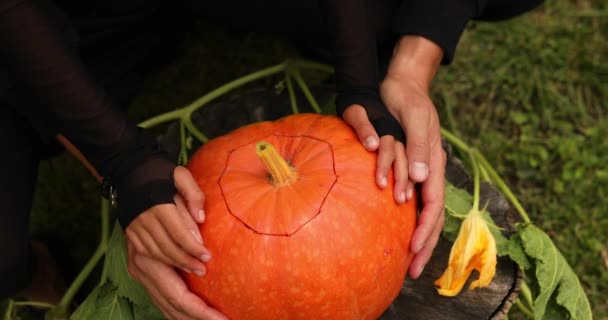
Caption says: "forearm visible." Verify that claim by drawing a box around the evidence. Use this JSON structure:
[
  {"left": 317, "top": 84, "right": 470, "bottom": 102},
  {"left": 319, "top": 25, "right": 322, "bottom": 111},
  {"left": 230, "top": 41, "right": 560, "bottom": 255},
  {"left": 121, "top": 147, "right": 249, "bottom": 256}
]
[
  {"left": 0, "top": 0, "right": 175, "bottom": 226},
  {"left": 385, "top": 36, "right": 444, "bottom": 91}
]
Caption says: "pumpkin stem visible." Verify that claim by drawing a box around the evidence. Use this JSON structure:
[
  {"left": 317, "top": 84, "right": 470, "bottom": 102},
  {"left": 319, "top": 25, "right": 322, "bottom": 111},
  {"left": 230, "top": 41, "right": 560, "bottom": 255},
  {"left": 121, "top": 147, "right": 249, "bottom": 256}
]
[{"left": 255, "top": 141, "right": 297, "bottom": 186}]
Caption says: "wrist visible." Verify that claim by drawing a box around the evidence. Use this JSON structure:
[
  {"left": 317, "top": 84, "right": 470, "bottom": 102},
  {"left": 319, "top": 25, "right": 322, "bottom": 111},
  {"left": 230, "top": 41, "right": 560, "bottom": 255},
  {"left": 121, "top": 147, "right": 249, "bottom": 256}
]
[{"left": 384, "top": 35, "right": 444, "bottom": 91}]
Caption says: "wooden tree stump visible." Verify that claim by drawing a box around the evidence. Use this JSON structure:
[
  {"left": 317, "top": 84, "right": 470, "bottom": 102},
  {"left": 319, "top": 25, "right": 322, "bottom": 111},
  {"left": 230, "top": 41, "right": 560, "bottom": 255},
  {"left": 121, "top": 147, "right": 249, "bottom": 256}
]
[{"left": 160, "top": 84, "right": 521, "bottom": 320}]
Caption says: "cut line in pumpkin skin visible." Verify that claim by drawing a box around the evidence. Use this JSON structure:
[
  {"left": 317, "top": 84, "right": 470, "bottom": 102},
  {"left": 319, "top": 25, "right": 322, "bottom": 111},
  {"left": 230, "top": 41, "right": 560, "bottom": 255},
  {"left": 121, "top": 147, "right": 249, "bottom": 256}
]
[{"left": 218, "top": 134, "right": 339, "bottom": 237}]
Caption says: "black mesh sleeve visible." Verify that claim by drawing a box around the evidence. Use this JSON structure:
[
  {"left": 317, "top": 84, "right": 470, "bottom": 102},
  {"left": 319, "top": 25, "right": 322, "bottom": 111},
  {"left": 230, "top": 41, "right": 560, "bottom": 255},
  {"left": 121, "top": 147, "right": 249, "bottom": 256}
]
[
  {"left": 0, "top": 0, "right": 176, "bottom": 227},
  {"left": 321, "top": 0, "right": 405, "bottom": 143}
]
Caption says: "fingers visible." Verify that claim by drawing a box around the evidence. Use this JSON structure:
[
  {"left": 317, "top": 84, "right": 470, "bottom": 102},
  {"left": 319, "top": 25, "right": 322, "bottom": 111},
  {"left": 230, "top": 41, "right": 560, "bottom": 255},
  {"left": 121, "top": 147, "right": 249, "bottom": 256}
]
[
  {"left": 129, "top": 252, "right": 228, "bottom": 320},
  {"left": 126, "top": 205, "right": 211, "bottom": 276},
  {"left": 409, "top": 145, "right": 446, "bottom": 275},
  {"left": 174, "top": 166, "right": 205, "bottom": 223},
  {"left": 409, "top": 212, "right": 444, "bottom": 279},
  {"left": 175, "top": 194, "right": 204, "bottom": 245},
  {"left": 399, "top": 105, "right": 431, "bottom": 183},
  {"left": 376, "top": 135, "right": 394, "bottom": 189},
  {"left": 342, "top": 104, "right": 380, "bottom": 151},
  {"left": 149, "top": 217, "right": 209, "bottom": 276},
  {"left": 393, "top": 141, "right": 408, "bottom": 204}
]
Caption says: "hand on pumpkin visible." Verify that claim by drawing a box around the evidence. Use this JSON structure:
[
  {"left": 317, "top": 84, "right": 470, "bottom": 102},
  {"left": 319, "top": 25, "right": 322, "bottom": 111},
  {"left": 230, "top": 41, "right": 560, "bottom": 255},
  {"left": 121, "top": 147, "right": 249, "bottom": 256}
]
[
  {"left": 125, "top": 166, "right": 227, "bottom": 319},
  {"left": 343, "top": 36, "right": 446, "bottom": 280}
]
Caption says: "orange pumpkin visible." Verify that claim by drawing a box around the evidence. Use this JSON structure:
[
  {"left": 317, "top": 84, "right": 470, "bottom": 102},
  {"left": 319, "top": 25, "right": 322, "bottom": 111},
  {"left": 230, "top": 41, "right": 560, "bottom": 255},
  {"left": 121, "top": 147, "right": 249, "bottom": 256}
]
[{"left": 184, "top": 113, "right": 417, "bottom": 319}]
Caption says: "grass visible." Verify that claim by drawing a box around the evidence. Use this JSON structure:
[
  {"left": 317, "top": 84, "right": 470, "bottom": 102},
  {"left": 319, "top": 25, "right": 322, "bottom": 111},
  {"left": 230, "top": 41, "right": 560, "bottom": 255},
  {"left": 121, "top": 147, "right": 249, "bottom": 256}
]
[
  {"left": 433, "top": 1, "right": 607, "bottom": 317},
  {"left": 2, "top": 0, "right": 605, "bottom": 318}
]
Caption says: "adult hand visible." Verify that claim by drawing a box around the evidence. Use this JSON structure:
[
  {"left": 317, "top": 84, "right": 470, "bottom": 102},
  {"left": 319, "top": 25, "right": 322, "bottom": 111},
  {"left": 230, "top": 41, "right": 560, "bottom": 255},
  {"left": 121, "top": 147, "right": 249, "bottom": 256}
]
[
  {"left": 382, "top": 35, "right": 446, "bottom": 280},
  {"left": 125, "top": 166, "right": 210, "bottom": 276},
  {"left": 125, "top": 166, "right": 227, "bottom": 319},
  {"left": 127, "top": 245, "right": 227, "bottom": 320},
  {"left": 344, "top": 36, "right": 446, "bottom": 280},
  {"left": 380, "top": 75, "right": 446, "bottom": 280}
]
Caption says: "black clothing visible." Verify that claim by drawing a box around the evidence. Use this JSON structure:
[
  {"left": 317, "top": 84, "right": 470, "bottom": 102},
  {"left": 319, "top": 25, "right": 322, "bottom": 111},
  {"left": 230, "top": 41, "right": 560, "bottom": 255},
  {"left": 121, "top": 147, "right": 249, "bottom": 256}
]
[
  {"left": 0, "top": 106, "right": 39, "bottom": 298},
  {"left": 0, "top": 0, "right": 543, "bottom": 298}
]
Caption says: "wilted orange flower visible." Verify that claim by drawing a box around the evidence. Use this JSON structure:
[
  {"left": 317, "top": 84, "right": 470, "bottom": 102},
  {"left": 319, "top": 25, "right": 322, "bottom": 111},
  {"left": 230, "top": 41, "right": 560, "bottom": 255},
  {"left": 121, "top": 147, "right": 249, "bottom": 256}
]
[{"left": 435, "top": 208, "right": 497, "bottom": 296}]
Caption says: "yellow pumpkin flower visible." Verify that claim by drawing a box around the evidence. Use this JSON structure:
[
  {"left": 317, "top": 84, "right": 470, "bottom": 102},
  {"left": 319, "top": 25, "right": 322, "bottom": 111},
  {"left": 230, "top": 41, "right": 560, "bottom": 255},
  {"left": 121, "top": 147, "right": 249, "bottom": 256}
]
[{"left": 435, "top": 208, "right": 497, "bottom": 296}]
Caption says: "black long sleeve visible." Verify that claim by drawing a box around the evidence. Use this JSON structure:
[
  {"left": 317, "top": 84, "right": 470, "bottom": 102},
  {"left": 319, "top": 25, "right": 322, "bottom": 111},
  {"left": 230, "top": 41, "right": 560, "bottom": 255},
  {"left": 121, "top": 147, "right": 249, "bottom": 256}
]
[
  {"left": 0, "top": 0, "right": 176, "bottom": 227},
  {"left": 322, "top": 0, "right": 542, "bottom": 142},
  {"left": 392, "top": 0, "right": 544, "bottom": 63},
  {"left": 322, "top": 0, "right": 405, "bottom": 143}
]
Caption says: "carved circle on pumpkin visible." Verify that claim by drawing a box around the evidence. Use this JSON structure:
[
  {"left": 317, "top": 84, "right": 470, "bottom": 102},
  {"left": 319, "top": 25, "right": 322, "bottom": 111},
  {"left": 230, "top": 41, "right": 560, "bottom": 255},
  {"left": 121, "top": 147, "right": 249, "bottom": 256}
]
[{"left": 220, "top": 135, "right": 337, "bottom": 236}]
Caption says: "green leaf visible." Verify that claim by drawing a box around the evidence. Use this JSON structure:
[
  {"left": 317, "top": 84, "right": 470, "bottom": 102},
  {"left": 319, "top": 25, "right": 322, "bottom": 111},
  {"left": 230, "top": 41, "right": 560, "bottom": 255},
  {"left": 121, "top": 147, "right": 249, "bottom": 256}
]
[
  {"left": 71, "top": 284, "right": 104, "bottom": 320},
  {"left": 103, "top": 223, "right": 157, "bottom": 308},
  {"left": 320, "top": 93, "right": 337, "bottom": 115},
  {"left": 133, "top": 305, "right": 165, "bottom": 320},
  {"left": 444, "top": 181, "right": 473, "bottom": 215},
  {"left": 95, "top": 283, "right": 134, "bottom": 320},
  {"left": 518, "top": 224, "right": 592, "bottom": 320},
  {"left": 71, "top": 282, "right": 133, "bottom": 320},
  {"left": 442, "top": 182, "right": 473, "bottom": 241},
  {"left": 502, "top": 232, "right": 532, "bottom": 269}
]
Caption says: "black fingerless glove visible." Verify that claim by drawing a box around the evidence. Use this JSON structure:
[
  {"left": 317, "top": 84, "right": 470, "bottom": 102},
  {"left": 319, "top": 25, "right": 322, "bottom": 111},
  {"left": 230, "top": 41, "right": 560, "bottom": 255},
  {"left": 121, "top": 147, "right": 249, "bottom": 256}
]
[
  {"left": 101, "top": 129, "right": 177, "bottom": 227},
  {"left": 336, "top": 88, "right": 406, "bottom": 144}
]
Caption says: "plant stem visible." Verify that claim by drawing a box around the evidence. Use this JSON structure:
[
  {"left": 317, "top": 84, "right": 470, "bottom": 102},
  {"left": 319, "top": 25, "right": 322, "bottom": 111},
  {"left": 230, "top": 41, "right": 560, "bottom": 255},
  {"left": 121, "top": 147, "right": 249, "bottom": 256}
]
[
  {"left": 285, "top": 74, "right": 299, "bottom": 114},
  {"left": 440, "top": 128, "right": 471, "bottom": 153},
  {"left": 98, "top": 199, "right": 110, "bottom": 284},
  {"left": 475, "top": 153, "right": 531, "bottom": 224},
  {"left": 182, "top": 117, "right": 208, "bottom": 143},
  {"left": 441, "top": 128, "right": 532, "bottom": 224},
  {"left": 178, "top": 121, "right": 188, "bottom": 165},
  {"left": 520, "top": 281, "right": 535, "bottom": 311},
  {"left": 4, "top": 299, "right": 13, "bottom": 320},
  {"left": 52, "top": 199, "right": 110, "bottom": 317},
  {"left": 470, "top": 149, "right": 481, "bottom": 212},
  {"left": 255, "top": 142, "right": 297, "bottom": 186},
  {"left": 479, "top": 164, "right": 492, "bottom": 183},
  {"left": 138, "top": 109, "right": 182, "bottom": 129},
  {"left": 184, "top": 62, "right": 287, "bottom": 114},
  {"left": 515, "top": 299, "right": 535, "bottom": 318},
  {"left": 140, "top": 62, "right": 287, "bottom": 136},
  {"left": 292, "top": 60, "right": 334, "bottom": 74},
  {"left": 13, "top": 301, "right": 55, "bottom": 309},
  {"left": 290, "top": 67, "right": 322, "bottom": 113}
]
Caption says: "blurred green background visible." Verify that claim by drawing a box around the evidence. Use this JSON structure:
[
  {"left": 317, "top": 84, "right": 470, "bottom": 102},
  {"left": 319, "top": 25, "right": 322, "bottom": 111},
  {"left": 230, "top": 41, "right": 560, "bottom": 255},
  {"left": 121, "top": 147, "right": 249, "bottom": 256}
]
[{"left": 6, "top": 0, "right": 606, "bottom": 318}]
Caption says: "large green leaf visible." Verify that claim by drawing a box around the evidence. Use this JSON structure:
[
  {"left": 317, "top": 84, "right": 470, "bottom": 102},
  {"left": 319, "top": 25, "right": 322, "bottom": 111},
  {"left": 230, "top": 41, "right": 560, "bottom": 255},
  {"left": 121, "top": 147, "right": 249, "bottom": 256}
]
[
  {"left": 95, "top": 283, "right": 134, "bottom": 320},
  {"left": 502, "top": 232, "right": 532, "bottom": 270},
  {"left": 518, "top": 224, "right": 592, "bottom": 320},
  {"left": 71, "top": 282, "right": 133, "bottom": 320},
  {"left": 70, "top": 283, "right": 104, "bottom": 320},
  {"left": 103, "top": 223, "right": 158, "bottom": 308},
  {"left": 72, "top": 223, "right": 164, "bottom": 319},
  {"left": 442, "top": 182, "right": 472, "bottom": 241}
]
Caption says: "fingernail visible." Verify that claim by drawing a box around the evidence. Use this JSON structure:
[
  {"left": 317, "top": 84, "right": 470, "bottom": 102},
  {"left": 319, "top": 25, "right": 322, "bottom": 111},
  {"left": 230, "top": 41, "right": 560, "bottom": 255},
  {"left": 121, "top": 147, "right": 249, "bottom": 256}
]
[
  {"left": 406, "top": 188, "right": 414, "bottom": 201},
  {"left": 191, "top": 229, "right": 203, "bottom": 244},
  {"left": 411, "top": 162, "right": 429, "bottom": 181},
  {"left": 378, "top": 176, "right": 388, "bottom": 188},
  {"left": 399, "top": 192, "right": 406, "bottom": 204},
  {"left": 200, "top": 254, "right": 212, "bottom": 262},
  {"left": 364, "top": 136, "right": 378, "bottom": 150},
  {"left": 198, "top": 209, "right": 205, "bottom": 223},
  {"left": 194, "top": 269, "right": 206, "bottom": 277},
  {"left": 180, "top": 267, "right": 192, "bottom": 274},
  {"left": 417, "top": 265, "right": 425, "bottom": 277}
]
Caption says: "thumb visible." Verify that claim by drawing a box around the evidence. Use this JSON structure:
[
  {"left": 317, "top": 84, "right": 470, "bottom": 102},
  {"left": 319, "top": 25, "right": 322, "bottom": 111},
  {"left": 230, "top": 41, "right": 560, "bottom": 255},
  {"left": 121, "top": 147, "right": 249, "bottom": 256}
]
[
  {"left": 401, "top": 107, "right": 430, "bottom": 182},
  {"left": 342, "top": 104, "right": 380, "bottom": 151}
]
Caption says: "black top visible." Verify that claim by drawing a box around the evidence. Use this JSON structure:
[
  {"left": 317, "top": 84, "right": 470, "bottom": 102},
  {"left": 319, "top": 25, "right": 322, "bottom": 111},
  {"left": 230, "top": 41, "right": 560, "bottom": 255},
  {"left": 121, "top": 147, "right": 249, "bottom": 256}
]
[{"left": 0, "top": 0, "right": 542, "bottom": 227}]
